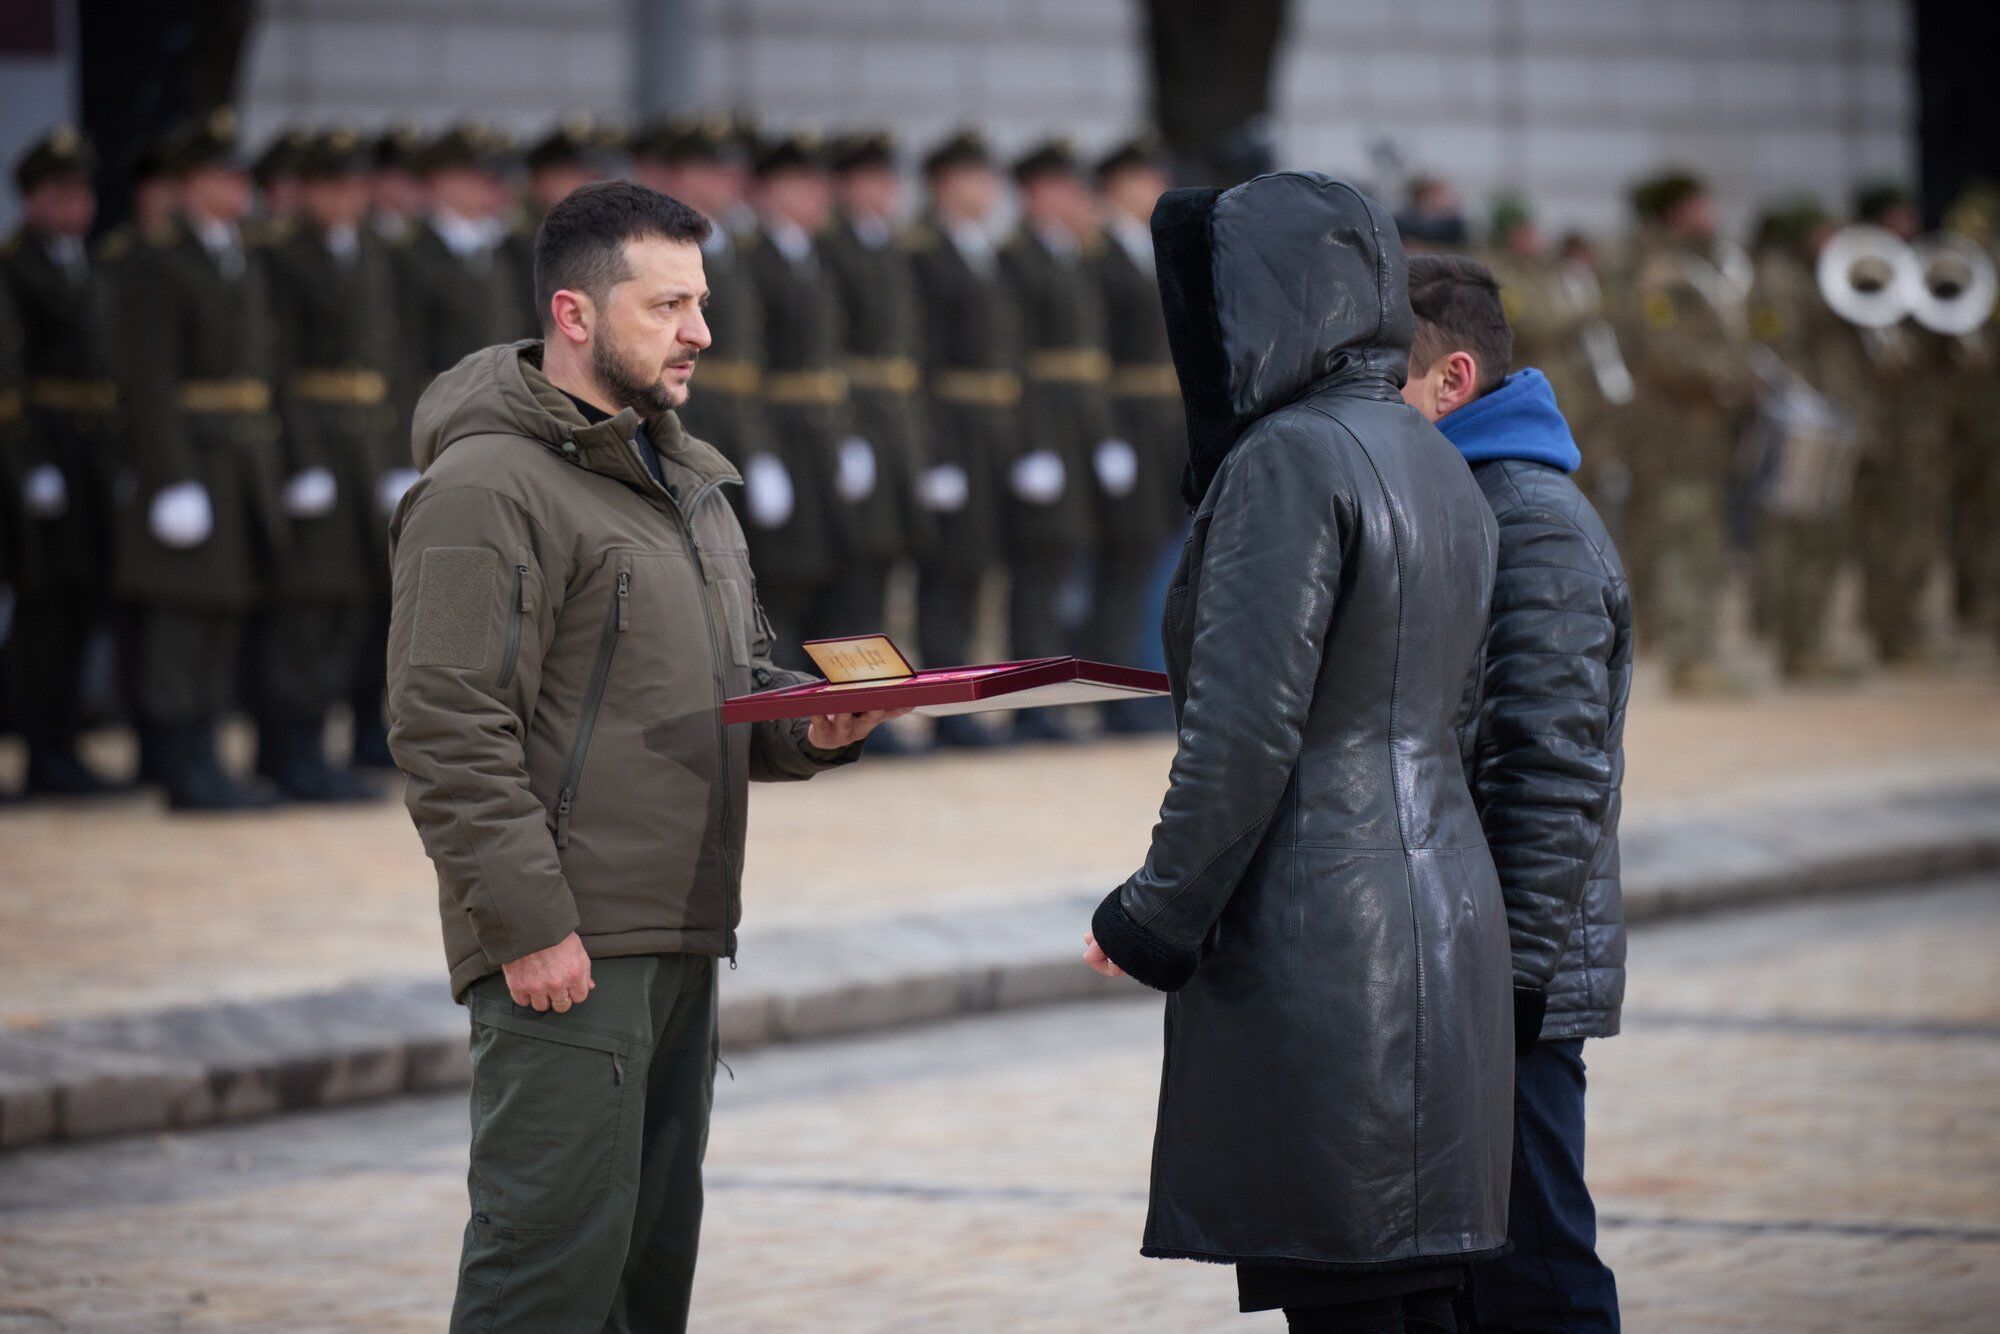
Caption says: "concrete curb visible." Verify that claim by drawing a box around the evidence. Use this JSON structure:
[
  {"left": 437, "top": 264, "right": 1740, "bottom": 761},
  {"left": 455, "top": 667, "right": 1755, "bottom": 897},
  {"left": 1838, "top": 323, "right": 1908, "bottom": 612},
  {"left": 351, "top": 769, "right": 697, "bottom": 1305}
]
[{"left": 4, "top": 781, "right": 1996, "bottom": 1151}]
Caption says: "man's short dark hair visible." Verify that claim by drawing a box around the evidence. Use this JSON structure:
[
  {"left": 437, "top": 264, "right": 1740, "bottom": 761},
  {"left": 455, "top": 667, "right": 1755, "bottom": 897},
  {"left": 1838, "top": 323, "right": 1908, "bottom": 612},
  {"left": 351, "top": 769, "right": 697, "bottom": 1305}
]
[
  {"left": 533, "top": 180, "right": 711, "bottom": 329},
  {"left": 1406, "top": 254, "right": 1513, "bottom": 395}
]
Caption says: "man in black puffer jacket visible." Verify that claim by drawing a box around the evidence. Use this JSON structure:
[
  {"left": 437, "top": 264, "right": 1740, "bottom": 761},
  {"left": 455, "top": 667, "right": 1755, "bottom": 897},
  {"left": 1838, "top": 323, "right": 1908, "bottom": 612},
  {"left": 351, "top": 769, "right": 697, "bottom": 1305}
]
[{"left": 1403, "top": 254, "right": 1630, "bottom": 1332}]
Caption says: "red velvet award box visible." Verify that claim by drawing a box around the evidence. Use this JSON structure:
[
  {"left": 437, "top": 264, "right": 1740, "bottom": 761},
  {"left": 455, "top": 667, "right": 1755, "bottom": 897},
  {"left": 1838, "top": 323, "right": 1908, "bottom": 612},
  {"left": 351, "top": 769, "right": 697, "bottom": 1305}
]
[{"left": 720, "top": 634, "right": 1169, "bottom": 724}]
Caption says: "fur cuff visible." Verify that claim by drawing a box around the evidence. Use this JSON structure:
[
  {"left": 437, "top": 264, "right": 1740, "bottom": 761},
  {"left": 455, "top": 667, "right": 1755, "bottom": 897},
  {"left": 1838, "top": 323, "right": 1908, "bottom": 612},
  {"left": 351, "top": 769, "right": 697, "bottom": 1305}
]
[{"left": 1092, "top": 889, "right": 1200, "bottom": 992}]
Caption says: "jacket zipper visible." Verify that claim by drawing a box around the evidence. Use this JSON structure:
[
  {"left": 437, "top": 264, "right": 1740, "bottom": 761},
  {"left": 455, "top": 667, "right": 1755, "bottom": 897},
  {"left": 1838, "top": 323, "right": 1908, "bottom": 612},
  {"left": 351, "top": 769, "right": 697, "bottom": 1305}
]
[
  {"left": 675, "top": 479, "right": 741, "bottom": 967},
  {"left": 495, "top": 563, "right": 528, "bottom": 690},
  {"left": 553, "top": 569, "right": 627, "bottom": 849}
]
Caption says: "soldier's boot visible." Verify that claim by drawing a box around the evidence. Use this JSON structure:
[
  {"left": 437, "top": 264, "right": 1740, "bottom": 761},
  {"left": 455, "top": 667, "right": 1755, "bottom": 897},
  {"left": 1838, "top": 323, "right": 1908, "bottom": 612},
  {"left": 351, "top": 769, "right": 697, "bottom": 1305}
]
[
  {"left": 24, "top": 730, "right": 117, "bottom": 798},
  {"left": 933, "top": 714, "right": 1007, "bottom": 749},
  {"left": 256, "top": 717, "right": 379, "bottom": 803},
  {"left": 160, "top": 721, "right": 283, "bottom": 812}
]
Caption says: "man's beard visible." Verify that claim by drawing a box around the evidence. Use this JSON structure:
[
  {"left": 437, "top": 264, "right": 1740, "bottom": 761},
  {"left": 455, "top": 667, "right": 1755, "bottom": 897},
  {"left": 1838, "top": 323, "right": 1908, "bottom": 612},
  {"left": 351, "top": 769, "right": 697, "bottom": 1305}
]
[{"left": 591, "top": 327, "right": 693, "bottom": 417}]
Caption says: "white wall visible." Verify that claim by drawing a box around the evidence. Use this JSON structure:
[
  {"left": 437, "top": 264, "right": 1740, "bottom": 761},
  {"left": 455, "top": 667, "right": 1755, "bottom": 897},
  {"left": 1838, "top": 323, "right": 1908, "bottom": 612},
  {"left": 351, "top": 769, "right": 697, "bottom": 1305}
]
[{"left": 234, "top": 0, "right": 1916, "bottom": 239}]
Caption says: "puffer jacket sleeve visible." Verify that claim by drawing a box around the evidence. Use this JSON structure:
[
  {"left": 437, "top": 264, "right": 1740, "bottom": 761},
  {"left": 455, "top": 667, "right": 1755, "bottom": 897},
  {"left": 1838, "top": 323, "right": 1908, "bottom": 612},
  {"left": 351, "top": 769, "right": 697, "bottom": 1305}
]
[
  {"left": 1470, "top": 477, "right": 1624, "bottom": 1022},
  {"left": 1093, "top": 427, "right": 1346, "bottom": 990},
  {"left": 387, "top": 482, "right": 577, "bottom": 967}
]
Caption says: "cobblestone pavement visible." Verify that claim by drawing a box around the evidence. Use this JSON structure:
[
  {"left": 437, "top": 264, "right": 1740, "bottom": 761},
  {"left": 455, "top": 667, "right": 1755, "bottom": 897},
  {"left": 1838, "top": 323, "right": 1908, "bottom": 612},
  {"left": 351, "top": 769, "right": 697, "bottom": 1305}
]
[
  {"left": 1, "top": 876, "right": 1996, "bottom": 1331},
  {"left": 3, "top": 669, "right": 2000, "bottom": 1030}
]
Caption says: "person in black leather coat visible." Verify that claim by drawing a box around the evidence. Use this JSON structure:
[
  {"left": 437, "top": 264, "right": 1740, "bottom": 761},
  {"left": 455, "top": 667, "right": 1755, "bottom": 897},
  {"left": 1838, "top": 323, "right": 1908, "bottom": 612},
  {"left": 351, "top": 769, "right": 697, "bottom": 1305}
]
[{"left": 1083, "top": 172, "right": 1510, "bottom": 1325}]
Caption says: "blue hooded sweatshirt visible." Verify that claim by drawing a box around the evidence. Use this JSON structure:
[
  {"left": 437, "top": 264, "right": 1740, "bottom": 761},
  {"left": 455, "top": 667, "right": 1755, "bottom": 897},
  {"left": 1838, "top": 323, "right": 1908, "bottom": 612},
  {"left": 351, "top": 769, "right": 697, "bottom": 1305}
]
[{"left": 1434, "top": 367, "right": 1581, "bottom": 473}]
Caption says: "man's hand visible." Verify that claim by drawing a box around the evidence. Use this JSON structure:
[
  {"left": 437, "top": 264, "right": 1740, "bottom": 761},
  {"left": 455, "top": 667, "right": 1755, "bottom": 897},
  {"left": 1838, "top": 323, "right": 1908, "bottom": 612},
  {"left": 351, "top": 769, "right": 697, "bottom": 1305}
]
[
  {"left": 501, "top": 932, "right": 594, "bottom": 1012},
  {"left": 807, "top": 707, "right": 911, "bottom": 751},
  {"left": 1083, "top": 931, "right": 1126, "bottom": 979}
]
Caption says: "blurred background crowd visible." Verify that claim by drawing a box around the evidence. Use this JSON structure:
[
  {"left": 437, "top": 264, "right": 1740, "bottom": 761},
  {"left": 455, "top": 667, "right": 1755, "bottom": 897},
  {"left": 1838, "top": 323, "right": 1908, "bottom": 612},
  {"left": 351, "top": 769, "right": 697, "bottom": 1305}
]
[{"left": 0, "top": 0, "right": 1996, "bottom": 812}]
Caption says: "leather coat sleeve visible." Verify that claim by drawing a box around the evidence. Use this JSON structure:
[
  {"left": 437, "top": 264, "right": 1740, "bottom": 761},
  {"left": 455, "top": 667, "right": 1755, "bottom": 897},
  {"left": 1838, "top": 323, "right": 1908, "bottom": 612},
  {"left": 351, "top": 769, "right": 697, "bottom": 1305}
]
[
  {"left": 1470, "top": 496, "right": 1622, "bottom": 994},
  {"left": 387, "top": 483, "right": 578, "bottom": 966},
  {"left": 1094, "top": 429, "right": 1346, "bottom": 990}
]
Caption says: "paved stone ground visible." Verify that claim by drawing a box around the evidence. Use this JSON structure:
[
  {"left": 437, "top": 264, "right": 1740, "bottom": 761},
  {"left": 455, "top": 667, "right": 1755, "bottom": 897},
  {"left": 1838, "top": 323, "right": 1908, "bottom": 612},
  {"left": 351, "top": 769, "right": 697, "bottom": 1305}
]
[
  {"left": 3, "top": 669, "right": 2000, "bottom": 1030},
  {"left": 0, "top": 876, "right": 1995, "bottom": 1331}
]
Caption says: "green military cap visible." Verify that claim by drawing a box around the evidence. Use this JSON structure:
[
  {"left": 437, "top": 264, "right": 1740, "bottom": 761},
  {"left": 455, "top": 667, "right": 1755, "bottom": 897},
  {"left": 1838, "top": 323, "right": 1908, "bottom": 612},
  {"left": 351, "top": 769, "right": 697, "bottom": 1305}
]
[
  {"left": 1488, "top": 192, "right": 1533, "bottom": 242},
  {"left": 922, "top": 127, "right": 992, "bottom": 177},
  {"left": 13, "top": 122, "right": 95, "bottom": 193},
  {"left": 751, "top": 126, "right": 826, "bottom": 177},
  {"left": 1751, "top": 195, "right": 1828, "bottom": 252},
  {"left": 373, "top": 121, "right": 425, "bottom": 172},
  {"left": 1852, "top": 179, "right": 1916, "bottom": 225},
  {"left": 633, "top": 112, "right": 746, "bottom": 166},
  {"left": 828, "top": 128, "right": 897, "bottom": 175},
  {"left": 1631, "top": 168, "right": 1705, "bottom": 221},
  {"left": 526, "top": 113, "right": 602, "bottom": 172},
  {"left": 420, "top": 121, "right": 508, "bottom": 176},
  {"left": 1093, "top": 129, "right": 1166, "bottom": 183},
  {"left": 253, "top": 126, "right": 313, "bottom": 188},
  {"left": 162, "top": 106, "right": 245, "bottom": 176},
  {"left": 1011, "top": 136, "right": 1079, "bottom": 185},
  {"left": 298, "top": 125, "right": 371, "bottom": 180}
]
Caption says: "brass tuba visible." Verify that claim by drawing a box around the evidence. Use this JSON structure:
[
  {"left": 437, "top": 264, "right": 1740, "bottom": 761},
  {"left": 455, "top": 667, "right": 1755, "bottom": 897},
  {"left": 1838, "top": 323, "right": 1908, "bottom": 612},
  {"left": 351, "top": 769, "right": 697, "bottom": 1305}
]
[
  {"left": 1907, "top": 230, "right": 1998, "bottom": 338},
  {"left": 1814, "top": 224, "right": 1921, "bottom": 330}
]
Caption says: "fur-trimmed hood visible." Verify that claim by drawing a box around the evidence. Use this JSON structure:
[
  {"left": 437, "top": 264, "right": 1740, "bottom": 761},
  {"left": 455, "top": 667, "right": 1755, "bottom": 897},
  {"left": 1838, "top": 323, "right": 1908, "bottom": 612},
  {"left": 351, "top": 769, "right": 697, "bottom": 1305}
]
[{"left": 1152, "top": 172, "right": 1413, "bottom": 507}]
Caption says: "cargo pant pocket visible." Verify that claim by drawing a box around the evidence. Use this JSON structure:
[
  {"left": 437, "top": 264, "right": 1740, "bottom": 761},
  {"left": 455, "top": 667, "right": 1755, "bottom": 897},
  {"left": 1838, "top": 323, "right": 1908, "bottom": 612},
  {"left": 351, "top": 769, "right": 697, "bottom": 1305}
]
[{"left": 464, "top": 1001, "right": 639, "bottom": 1237}]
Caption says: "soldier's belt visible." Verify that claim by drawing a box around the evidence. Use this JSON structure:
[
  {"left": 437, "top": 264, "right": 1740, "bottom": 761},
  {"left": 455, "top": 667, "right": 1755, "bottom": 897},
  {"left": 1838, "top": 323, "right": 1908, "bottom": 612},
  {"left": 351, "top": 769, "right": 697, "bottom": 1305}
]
[
  {"left": 0, "top": 389, "right": 20, "bottom": 423},
  {"left": 1109, "top": 363, "right": 1180, "bottom": 398},
  {"left": 693, "top": 357, "right": 761, "bottom": 396},
  {"left": 762, "top": 369, "right": 849, "bottom": 406},
  {"left": 845, "top": 354, "right": 920, "bottom": 395},
  {"left": 931, "top": 368, "right": 1022, "bottom": 407},
  {"left": 27, "top": 377, "right": 119, "bottom": 414},
  {"left": 177, "top": 379, "right": 272, "bottom": 414},
  {"left": 1026, "top": 348, "right": 1111, "bottom": 384},
  {"left": 292, "top": 368, "right": 387, "bottom": 406}
]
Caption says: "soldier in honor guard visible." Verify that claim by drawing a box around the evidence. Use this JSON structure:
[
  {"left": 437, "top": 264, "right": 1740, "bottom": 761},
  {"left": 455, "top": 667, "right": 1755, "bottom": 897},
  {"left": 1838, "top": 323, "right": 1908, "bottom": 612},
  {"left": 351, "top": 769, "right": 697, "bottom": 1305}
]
[
  {"left": 906, "top": 129, "right": 1014, "bottom": 746},
  {"left": 393, "top": 123, "right": 522, "bottom": 430},
  {"left": 998, "top": 139, "right": 1102, "bottom": 742},
  {"left": 502, "top": 115, "right": 619, "bottom": 338},
  {"left": 737, "top": 129, "right": 853, "bottom": 652},
  {"left": 369, "top": 122, "right": 426, "bottom": 247},
  {"left": 257, "top": 127, "right": 400, "bottom": 796},
  {"left": 822, "top": 130, "right": 929, "bottom": 647},
  {"left": 111, "top": 109, "right": 286, "bottom": 809},
  {"left": 1939, "top": 190, "right": 2000, "bottom": 644},
  {"left": 1851, "top": 183, "right": 1954, "bottom": 664},
  {"left": 2, "top": 127, "right": 123, "bottom": 794},
  {"left": 0, "top": 253, "right": 29, "bottom": 786},
  {"left": 1090, "top": 132, "right": 1182, "bottom": 733},
  {"left": 1619, "top": 170, "right": 1758, "bottom": 693}
]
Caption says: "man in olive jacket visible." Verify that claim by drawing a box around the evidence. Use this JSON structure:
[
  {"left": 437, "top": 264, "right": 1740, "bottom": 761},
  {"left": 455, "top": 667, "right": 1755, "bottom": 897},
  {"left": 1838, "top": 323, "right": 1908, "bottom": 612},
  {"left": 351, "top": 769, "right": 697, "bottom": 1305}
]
[
  {"left": 1403, "top": 255, "right": 1629, "bottom": 1331},
  {"left": 388, "top": 182, "right": 898, "bottom": 1332}
]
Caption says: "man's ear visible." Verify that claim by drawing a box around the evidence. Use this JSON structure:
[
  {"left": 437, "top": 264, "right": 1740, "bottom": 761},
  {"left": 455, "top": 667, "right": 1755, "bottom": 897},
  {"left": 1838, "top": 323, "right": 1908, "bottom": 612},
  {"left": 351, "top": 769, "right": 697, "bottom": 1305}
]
[
  {"left": 547, "top": 288, "right": 593, "bottom": 347},
  {"left": 1442, "top": 350, "right": 1482, "bottom": 414}
]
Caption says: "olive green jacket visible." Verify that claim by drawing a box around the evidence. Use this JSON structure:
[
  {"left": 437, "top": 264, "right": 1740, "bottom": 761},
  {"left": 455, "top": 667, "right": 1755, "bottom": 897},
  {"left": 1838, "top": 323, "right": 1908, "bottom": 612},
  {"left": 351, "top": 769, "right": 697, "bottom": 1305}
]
[{"left": 388, "top": 342, "right": 857, "bottom": 1000}]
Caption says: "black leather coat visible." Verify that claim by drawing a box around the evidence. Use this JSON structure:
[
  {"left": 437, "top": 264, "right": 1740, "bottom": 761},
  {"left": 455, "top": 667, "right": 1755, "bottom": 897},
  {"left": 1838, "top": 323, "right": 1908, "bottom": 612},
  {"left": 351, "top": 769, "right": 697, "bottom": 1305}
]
[{"left": 1092, "top": 173, "right": 1511, "bottom": 1272}]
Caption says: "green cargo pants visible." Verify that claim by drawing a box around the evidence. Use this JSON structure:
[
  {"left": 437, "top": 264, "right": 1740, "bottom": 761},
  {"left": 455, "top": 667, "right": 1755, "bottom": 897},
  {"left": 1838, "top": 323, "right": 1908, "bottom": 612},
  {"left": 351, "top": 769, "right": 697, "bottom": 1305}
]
[{"left": 452, "top": 953, "right": 718, "bottom": 1333}]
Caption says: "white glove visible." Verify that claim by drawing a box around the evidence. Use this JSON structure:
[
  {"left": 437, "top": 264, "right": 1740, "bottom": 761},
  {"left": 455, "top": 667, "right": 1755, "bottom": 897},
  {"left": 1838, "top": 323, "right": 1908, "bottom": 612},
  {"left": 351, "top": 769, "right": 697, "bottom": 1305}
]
[
  {"left": 1093, "top": 438, "right": 1140, "bottom": 498},
  {"left": 1009, "top": 450, "right": 1067, "bottom": 505},
  {"left": 377, "top": 468, "right": 420, "bottom": 514},
  {"left": 22, "top": 463, "right": 68, "bottom": 519},
  {"left": 149, "top": 481, "right": 214, "bottom": 549},
  {"left": 916, "top": 464, "right": 970, "bottom": 513},
  {"left": 744, "top": 453, "right": 795, "bottom": 529},
  {"left": 282, "top": 466, "right": 338, "bottom": 518},
  {"left": 835, "top": 436, "right": 878, "bottom": 503}
]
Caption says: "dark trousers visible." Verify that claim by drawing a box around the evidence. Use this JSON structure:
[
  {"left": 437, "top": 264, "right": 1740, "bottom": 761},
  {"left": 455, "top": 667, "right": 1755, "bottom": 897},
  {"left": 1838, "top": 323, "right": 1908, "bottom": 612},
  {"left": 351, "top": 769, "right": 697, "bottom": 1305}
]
[
  {"left": 1467, "top": 1039, "right": 1620, "bottom": 1332},
  {"left": 251, "top": 599, "right": 363, "bottom": 723},
  {"left": 134, "top": 604, "right": 243, "bottom": 724},
  {"left": 1007, "top": 552, "right": 1075, "bottom": 661},
  {"left": 821, "top": 559, "right": 892, "bottom": 639},
  {"left": 917, "top": 563, "right": 981, "bottom": 668},
  {"left": 13, "top": 587, "right": 104, "bottom": 746},
  {"left": 454, "top": 953, "right": 718, "bottom": 1334}
]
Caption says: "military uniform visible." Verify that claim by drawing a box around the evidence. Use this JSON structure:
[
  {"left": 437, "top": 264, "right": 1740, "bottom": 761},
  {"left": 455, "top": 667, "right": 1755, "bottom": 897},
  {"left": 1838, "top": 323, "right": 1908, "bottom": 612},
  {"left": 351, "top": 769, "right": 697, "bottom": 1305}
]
[
  {"left": 111, "top": 111, "right": 287, "bottom": 807},
  {"left": 1855, "top": 322, "right": 1953, "bottom": 662},
  {"left": 1945, "top": 298, "right": 2000, "bottom": 640},
  {"left": 905, "top": 212, "right": 1013, "bottom": 677},
  {"left": 1618, "top": 210, "right": 1756, "bottom": 690},
  {"left": 0, "top": 279, "right": 29, "bottom": 755},
  {"left": 822, "top": 132, "right": 930, "bottom": 638},
  {"left": 393, "top": 126, "right": 522, "bottom": 429},
  {"left": 255, "top": 129, "right": 401, "bottom": 796},
  {"left": 2, "top": 127, "right": 123, "bottom": 791}
]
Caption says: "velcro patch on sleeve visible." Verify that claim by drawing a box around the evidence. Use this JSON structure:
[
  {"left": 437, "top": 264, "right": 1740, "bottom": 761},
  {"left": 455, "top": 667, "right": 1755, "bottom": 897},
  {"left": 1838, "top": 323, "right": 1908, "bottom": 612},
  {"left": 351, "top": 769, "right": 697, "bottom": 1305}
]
[{"left": 410, "top": 545, "right": 498, "bottom": 669}]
